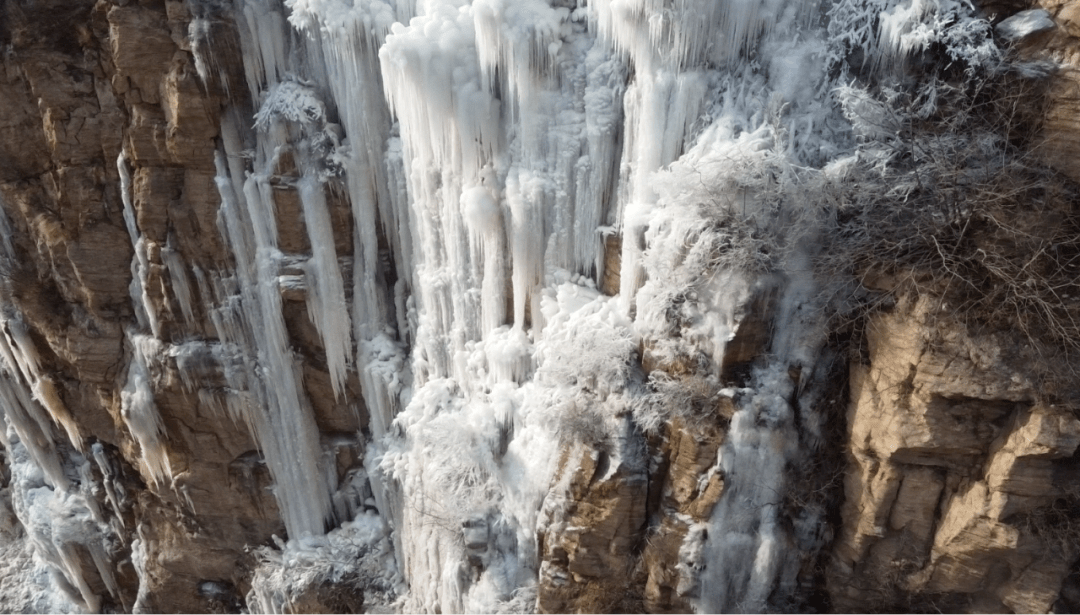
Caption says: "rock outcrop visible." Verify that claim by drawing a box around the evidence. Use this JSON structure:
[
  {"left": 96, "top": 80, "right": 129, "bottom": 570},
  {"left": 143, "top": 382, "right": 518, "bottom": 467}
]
[
  {"left": 0, "top": 1, "right": 363, "bottom": 611},
  {"left": 1027, "top": 0, "right": 1080, "bottom": 183},
  {"left": 831, "top": 296, "right": 1080, "bottom": 613}
]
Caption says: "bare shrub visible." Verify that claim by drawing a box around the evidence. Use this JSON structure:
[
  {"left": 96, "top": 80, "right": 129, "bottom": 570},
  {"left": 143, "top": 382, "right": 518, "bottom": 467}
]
[
  {"left": 632, "top": 371, "right": 732, "bottom": 435},
  {"left": 1011, "top": 497, "right": 1080, "bottom": 560},
  {"left": 819, "top": 61, "right": 1080, "bottom": 400},
  {"left": 541, "top": 575, "right": 646, "bottom": 614},
  {"left": 556, "top": 395, "right": 615, "bottom": 448}
]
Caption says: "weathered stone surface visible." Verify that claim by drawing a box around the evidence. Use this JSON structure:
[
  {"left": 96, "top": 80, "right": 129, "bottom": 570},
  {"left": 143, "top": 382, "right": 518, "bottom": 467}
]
[
  {"left": 601, "top": 234, "right": 621, "bottom": 296},
  {"left": 280, "top": 578, "right": 366, "bottom": 614},
  {"left": 720, "top": 284, "right": 778, "bottom": 377},
  {"left": 1011, "top": 0, "right": 1080, "bottom": 182},
  {"left": 127, "top": 104, "right": 171, "bottom": 166},
  {"left": 0, "top": 68, "right": 51, "bottom": 181},
  {"left": 537, "top": 428, "right": 649, "bottom": 614},
  {"left": 641, "top": 275, "right": 776, "bottom": 383},
  {"left": 4, "top": 0, "right": 1080, "bottom": 612},
  {"left": 162, "top": 56, "right": 220, "bottom": 169},
  {"left": 0, "top": 1, "right": 276, "bottom": 611},
  {"left": 175, "top": 169, "right": 227, "bottom": 267},
  {"left": 108, "top": 5, "right": 176, "bottom": 106},
  {"left": 68, "top": 222, "right": 135, "bottom": 313},
  {"left": 831, "top": 295, "right": 1080, "bottom": 612},
  {"left": 640, "top": 418, "right": 726, "bottom": 613},
  {"left": 274, "top": 186, "right": 312, "bottom": 254}
]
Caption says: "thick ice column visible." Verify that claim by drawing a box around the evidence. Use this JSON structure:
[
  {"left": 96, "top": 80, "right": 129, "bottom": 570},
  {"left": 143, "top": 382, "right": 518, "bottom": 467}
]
[
  {"left": 236, "top": 0, "right": 291, "bottom": 102},
  {"left": 162, "top": 243, "right": 197, "bottom": 327},
  {"left": 473, "top": 0, "right": 626, "bottom": 319},
  {"left": 588, "top": 0, "right": 825, "bottom": 311},
  {"left": 120, "top": 333, "right": 173, "bottom": 487},
  {"left": 202, "top": 0, "right": 344, "bottom": 539},
  {"left": 378, "top": 0, "right": 623, "bottom": 343},
  {"left": 590, "top": 0, "right": 795, "bottom": 69},
  {"left": 285, "top": 4, "right": 423, "bottom": 451},
  {"left": 287, "top": 0, "right": 414, "bottom": 299},
  {"left": 574, "top": 45, "right": 627, "bottom": 281},
  {"left": 380, "top": 3, "right": 503, "bottom": 382},
  {"left": 208, "top": 102, "right": 333, "bottom": 539},
  {"left": 504, "top": 171, "right": 544, "bottom": 330},
  {"left": 617, "top": 70, "right": 709, "bottom": 309},
  {"left": 461, "top": 185, "right": 507, "bottom": 334},
  {"left": 297, "top": 176, "right": 353, "bottom": 398}
]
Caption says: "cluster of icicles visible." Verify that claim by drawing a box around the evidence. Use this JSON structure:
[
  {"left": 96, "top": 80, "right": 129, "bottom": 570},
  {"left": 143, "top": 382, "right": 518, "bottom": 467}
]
[{"left": 0, "top": 0, "right": 996, "bottom": 611}]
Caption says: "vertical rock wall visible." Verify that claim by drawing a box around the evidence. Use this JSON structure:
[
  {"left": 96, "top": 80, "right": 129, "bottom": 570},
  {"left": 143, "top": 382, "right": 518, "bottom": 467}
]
[
  {"left": 830, "top": 296, "right": 1080, "bottom": 612},
  {"left": 0, "top": 1, "right": 358, "bottom": 610}
]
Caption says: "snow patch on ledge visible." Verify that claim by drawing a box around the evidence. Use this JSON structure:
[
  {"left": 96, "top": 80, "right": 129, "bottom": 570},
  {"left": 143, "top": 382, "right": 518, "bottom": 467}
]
[{"left": 995, "top": 9, "right": 1056, "bottom": 42}]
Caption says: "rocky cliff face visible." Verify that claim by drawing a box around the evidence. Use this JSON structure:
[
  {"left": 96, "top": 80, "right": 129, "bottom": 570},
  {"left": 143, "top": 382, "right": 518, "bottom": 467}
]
[
  {"left": 0, "top": 0, "right": 1079, "bottom": 613},
  {"left": 0, "top": 1, "right": 363, "bottom": 611},
  {"left": 831, "top": 296, "right": 1080, "bottom": 612}
]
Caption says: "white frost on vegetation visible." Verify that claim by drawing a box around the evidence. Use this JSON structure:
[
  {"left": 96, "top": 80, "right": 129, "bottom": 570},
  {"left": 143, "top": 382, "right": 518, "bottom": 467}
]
[
  {"left": 823, "top": 0, "right": 1000, "bottom": 72},
  {"left": 535, "top": 276, "right": 636, "bottom": 399},
  {"left": 254, "top": 80, "right": 326, "bottom": 130},
  {"left": 247, "top": 512, "right": 405, "bottom": 613},
  {"left": 376, "top": 277, "right": 635, "bottom": 612},
  {"left": 635, "top": 125, "right": 782, "bottom": 371},
  {"left": 877, "top": 0, "right": 999, "bottom": 70}
]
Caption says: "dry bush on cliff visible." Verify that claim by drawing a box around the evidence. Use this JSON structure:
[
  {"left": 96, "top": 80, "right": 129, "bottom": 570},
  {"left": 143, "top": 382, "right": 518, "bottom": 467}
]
[
  {"left": 819, "top": 60, "right": 1080, "bottom": 400},
  {"left": 630, "top": 370, "right": 736, "bottom": 436},
  {"left": 541, "top": 576, "right": 646, "bottom": 614},
  {"left": 1012, "top": 496, "right": 1080, "bottom": 560}
]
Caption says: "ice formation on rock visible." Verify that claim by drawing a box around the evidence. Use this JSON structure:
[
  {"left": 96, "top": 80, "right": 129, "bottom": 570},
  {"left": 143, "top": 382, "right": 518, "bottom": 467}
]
[
  {"left": 0, "top": 0, "right": 1016, "bottom": 610},
  {"left": 186, "top": 0, "right": 1006, "bottom": 609}
]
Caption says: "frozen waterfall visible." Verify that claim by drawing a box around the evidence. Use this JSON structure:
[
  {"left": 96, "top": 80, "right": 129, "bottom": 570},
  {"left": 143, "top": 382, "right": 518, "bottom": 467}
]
[
  {"left": 181, "top": 0, "right": 1003, "bottom": 610},
  {"left": 0, "top": 0, "right": 1006, "bottom": 611}
]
